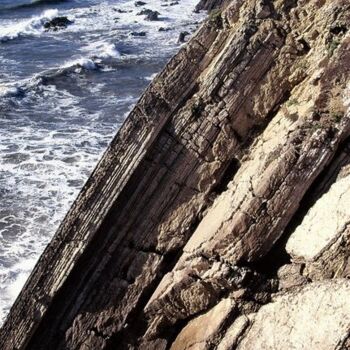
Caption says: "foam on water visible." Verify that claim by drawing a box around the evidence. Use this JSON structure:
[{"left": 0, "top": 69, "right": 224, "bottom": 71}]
[
  {"left": 0, "top": 85, "right": 23, "bottom": 97},
  {"left": 0, "top": 0, "right": 205, "bottom": 324},
  {"left": 0, "top": 89, "right": 124, "bottom": 320},
  {"left": 0, "top": 9, "right": 59, "bottom": 41},
  {"left": 83, "top": 42, "right": 121, "bottom": 60},
  {"left": 0, "top": 46, "right": 122, "bottom": 97},
  {"left": 62, "top": 57, "right": 98, "bottom": 70},
  {"left": 145, "top": 72, "right": 158, "bottom": 81}
]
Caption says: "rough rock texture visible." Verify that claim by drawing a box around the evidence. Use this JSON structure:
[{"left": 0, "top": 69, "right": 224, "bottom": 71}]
[
  {"left": 286, "top": 171, "right": 350, "bottom": 279},
  {"left": 1, "top": 0, "right": 350, "bottom": 349},
  {"left": 170, "top": 298, "right": 236, "bottom": 350},
  {"left": 229, "top": 280, "right": 350, "bottom": 350},
  {"left": 195, "top": 0, "right": 229, "bottom": 12}
]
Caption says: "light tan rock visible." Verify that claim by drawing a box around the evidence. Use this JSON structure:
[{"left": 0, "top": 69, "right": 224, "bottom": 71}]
[
  {"left": 170, "top": 298, "right": 236, "bottom": 350},
  {"left": 287, "top": 174, "right": 350, "bottom": 262},
  {"left": 217, "top": 315, "right": 250, "bottom": 350},
  {"left": 235, "top": 280, "right": 350, "bottom": 350}
]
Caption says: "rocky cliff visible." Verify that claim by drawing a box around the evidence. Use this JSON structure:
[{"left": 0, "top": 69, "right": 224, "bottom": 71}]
[{"left": 1, "top": 0, "right": 350, "bottom": 349}]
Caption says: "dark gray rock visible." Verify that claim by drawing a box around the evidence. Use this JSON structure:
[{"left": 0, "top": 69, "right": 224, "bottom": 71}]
[
  {"left": 135, "top": 1, "right": 147, "bottom": 6},
  {"left": 130, "top": 31, "right": 147, "bottom": 37},
  {"left": 137, "top": 9, "right": 160, "bottom": 20},
  {"left": 43, "top": 17, "right": 73, "bottom": 31},
  {"left": 178, "top": 31, "right": 190, "bottom": 43}
]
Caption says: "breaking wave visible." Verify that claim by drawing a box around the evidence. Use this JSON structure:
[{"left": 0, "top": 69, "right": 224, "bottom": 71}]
[{"left": 0, "top": 9, "right": 60, "bottom": 42}]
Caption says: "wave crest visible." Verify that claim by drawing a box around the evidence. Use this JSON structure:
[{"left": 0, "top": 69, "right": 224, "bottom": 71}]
[
  {"left": 0, "top": 9, "right": 61, "bottom": 42},
  {"left": 0, "top": 44, "right": 122, "bottom": 99}
]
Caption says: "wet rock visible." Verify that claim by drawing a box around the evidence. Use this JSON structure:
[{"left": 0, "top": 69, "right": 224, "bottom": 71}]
[
  {"left": 137, "top": 9, "right": 160, "bottom": 21},
  {"left": 43, "top": 17, "right": 73, "bottom": 31},
  {"left": 158, "top": 27, "right": 172, "bottom": 32},
  {"left": 130, "top": 31, "right": 147, "bottom": 37},
  {"left": 178, "top": 31, "right": 190, "bottom": 43},
  {"left": 113, "top": 8, "right": 131, "bottom": 13},
  {"left": 161, "top": 1, "right": 179, "bottom": 6},
  {"left": 147, "top": 11, "right": 160, "bottom": 21},
  {"left": 135, "top": 1, "right": 147, "bottom": 6}
]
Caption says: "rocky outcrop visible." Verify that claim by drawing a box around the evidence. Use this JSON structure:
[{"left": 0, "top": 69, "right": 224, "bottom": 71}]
[
  {"left": 44, "top": 17, "right": 73, "bottom": 31},
  {"left": 195, "top": 0, "right": 229, "bottom": 12},
  {"left": 286, "top": 169, "right": 350, "bottom": 280},
  {"left": 222, "top": 280, "right": 350, "bottom": 350},
  {"left": 1, "top": 0, "right": 350, "bottom": 349}
]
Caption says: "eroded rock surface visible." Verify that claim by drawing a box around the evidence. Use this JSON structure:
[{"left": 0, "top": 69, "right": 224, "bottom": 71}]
[
  {"left": 1, "top": 0, "right": 350, "bottom": 349},
  {"left": 235, "top": 280, "right": 350, "bottom": 350}
]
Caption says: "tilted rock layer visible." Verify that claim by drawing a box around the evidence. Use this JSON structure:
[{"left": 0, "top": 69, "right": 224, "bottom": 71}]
[{"left": 1, "top": 0, "right": 350, "bottom": 349}]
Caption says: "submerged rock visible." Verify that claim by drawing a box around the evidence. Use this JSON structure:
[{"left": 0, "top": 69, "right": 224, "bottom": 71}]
[
  {"left": 130, "top": 31, "right": 147, "bottom": 37},
  {"left": 113, "top": 8, "right": 131, "bottom": 13},
  {"left": 158, "top": 27, "right": 172, "bottom": 32}
]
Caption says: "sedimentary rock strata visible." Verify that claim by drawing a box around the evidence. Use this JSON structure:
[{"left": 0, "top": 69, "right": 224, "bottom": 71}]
[{"left": 1, "top": 0, "right": 350, "bottom": 349}]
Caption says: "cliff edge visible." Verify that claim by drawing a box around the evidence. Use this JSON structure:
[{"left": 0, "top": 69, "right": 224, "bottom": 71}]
[{"left": 1, "top": 0, "right": 350, "bottom": 349}]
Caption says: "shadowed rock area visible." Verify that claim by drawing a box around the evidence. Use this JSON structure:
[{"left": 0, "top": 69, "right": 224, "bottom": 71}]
[{"left": 1, "top": 0, "right": 350, "bottom": 349}]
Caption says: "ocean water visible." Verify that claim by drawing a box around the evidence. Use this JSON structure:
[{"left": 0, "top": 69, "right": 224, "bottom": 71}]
[{"left": 0, "top": 0, "right": 204, "bottom": 323}]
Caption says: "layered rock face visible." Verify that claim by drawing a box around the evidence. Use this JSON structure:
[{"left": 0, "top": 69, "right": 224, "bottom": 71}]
[{"left": 1, "top": 0, "right": 350, "bottom": 349}]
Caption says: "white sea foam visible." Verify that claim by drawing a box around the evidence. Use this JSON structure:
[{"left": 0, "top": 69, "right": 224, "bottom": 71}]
[
  {"left": 0, "top": 9, "right": 59, "bottom": 42},
  {"left": 0, "top": 55, "right": 110, "bottom": 98},
  {"left": 145, "top": 73, "right": 158, "bottom": 81},
  {"left": 62, "top": 57, "right": 98, "bottom": 71},
  {"left": 99, "top": 43, "right": 121, "bottom": 59},
  {"left": 0, "top": 85, "right": 22, "bottom": 97},
  {"left": 78, "top": 41, "right": 122, "bottom": 66}
]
